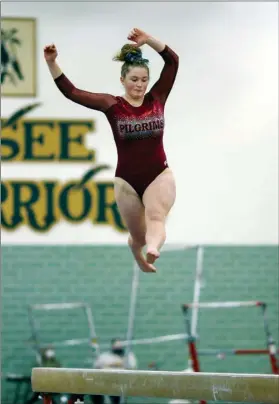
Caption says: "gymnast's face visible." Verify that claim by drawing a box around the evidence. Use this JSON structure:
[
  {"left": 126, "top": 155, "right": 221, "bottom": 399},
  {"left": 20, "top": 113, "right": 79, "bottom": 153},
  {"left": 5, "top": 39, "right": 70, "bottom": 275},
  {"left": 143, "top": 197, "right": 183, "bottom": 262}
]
[{"left": 121, "top": 66, "right": 149, "bottom": 100}]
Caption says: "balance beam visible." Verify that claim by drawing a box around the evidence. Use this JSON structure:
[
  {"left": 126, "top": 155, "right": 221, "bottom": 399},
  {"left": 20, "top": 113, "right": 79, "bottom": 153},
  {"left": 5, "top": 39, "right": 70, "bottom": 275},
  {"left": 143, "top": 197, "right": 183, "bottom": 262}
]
[{"left": 31, "top": 368, "right": 279, "bottom": 403}]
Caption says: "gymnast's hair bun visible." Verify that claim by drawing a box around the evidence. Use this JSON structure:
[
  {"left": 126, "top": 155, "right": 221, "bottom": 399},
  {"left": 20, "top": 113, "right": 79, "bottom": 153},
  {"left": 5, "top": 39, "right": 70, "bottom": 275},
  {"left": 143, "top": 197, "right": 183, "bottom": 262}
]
[
  {"left": 113, "top": 44, "right": 148, "bottom": 64},
  {"left": 113, "top": 44, "right": 142, "bottom": 62}
]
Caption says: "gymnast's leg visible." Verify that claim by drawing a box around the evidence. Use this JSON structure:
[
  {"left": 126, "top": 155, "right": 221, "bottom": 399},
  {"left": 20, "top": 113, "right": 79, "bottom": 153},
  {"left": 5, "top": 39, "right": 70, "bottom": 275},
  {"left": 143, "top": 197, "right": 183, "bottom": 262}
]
[
  {"left": 142, "top": 168, "right": 176, "bottom": 264},
  {"left": 114, "top": 177, "right": 156, "bottom": 273}
]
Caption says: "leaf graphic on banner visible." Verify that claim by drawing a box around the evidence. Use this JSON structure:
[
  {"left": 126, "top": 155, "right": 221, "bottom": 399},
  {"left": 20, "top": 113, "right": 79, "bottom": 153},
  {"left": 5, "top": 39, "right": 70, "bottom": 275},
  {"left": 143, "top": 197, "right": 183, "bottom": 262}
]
[
  {"left": 1, "top": 27, "right": 24, "bottom": 85},
  {"left": 75, "top": 165, "right": 111, "bottom": 189},
  {"left": 2, "top": 102, "right": 41, "bottom": 129},
  {"left": 11, "top": 59, "right": 24, "bottom": 80}
]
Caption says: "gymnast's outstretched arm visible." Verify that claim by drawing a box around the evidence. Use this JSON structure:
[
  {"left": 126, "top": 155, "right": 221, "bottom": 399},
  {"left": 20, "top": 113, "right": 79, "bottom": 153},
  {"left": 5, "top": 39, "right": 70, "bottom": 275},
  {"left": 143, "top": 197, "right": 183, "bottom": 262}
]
[
  {"left": 147, "top": 38, "right": 179, "bottom": 104},
  {"left": 127, "top": 29, "right": 179, "bottom": 104},
  {"left": 44, "top": 43, "right": 116, "bottom": 113}
]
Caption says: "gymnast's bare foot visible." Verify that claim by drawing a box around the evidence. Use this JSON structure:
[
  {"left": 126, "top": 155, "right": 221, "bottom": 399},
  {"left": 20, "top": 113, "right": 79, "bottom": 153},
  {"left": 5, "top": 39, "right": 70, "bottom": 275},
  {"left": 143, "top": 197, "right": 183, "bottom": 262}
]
[
  {"left": 146, "top": 248, "right": 160, "bottom": 265},
  {"left": 128, "top": 237, "right": 156, "bottom": 273}
]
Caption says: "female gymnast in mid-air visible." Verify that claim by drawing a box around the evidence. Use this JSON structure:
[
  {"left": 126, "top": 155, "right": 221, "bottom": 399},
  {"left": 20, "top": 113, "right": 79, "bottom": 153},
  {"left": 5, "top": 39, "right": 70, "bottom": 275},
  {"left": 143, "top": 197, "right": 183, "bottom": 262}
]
[{"left": 44, "top": 28, "right": 179, "bottom": 273}]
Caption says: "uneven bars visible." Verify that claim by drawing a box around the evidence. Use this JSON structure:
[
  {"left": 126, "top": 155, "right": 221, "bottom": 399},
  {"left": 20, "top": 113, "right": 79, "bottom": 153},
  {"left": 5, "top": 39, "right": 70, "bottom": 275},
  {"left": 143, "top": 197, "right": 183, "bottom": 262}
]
[
  {"left": 32, "top": 368, "right": 279, "bottom": 404},
  {"left": 197, "top": 348, "right": 279, "bottom": 356},
  {"left": 160, "top": 244, "right": 198, "bottom": 252},
  {"left": 183, "top": 301, "right": 263, "bottom": 309},
  {"left": 36, "top": 332, "right": 190, "bottom": 350},
  {"left": 30, "top": 303, "right": 87, "bottom": 310},
  {"left": 191, "top": 246, "right": 204, "bottom": 337},
  {"left": 101, "top": 333, "right": 189, "bottom": 349},
  {"left": 124, "top": 260, "right": 140, "bottom": 368}
]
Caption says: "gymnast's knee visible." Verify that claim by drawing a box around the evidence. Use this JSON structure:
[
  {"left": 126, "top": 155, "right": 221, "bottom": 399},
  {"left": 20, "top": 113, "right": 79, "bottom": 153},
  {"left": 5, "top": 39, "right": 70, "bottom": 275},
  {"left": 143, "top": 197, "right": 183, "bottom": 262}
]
[{"left": 145, "top": 208, "right": 165, "bottom": 223}]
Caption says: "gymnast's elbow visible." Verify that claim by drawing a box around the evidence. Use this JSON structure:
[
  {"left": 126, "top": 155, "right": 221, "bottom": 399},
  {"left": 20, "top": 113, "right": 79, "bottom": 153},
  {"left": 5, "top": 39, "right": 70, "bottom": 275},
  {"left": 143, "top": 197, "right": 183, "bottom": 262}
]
[
  {"left": 168, "top": 51, "right": 179, "bottom": 72},
  {"left": 173, "top": 52, "right": 179, "bottom": 67}
]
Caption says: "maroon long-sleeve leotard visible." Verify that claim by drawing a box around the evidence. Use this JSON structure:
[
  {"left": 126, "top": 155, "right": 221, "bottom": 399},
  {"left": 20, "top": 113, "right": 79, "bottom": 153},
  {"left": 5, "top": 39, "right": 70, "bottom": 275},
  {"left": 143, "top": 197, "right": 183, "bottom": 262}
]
[{"left": 54, "top": 45, "right": 179, "bottom": 199}]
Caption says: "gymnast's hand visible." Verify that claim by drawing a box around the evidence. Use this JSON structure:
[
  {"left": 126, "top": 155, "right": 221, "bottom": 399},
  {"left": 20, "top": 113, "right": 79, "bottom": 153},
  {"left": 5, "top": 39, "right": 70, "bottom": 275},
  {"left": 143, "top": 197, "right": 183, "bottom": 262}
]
[
  {"left": 44, "top": 44, "right": 58, "bottom": 62},
  {"left": 127, "top": 28, "right": 150, "bottom": 47}
]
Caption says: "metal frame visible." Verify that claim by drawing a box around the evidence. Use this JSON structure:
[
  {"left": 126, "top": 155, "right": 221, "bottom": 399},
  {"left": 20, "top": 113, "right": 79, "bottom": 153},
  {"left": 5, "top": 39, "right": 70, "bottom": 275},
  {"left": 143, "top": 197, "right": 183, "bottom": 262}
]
[
  {"left": 27, "top": 302, "right": 100, "bottom": 365},
  {"left": 181, "top": 300, "right": 279, "bottom": 404}
]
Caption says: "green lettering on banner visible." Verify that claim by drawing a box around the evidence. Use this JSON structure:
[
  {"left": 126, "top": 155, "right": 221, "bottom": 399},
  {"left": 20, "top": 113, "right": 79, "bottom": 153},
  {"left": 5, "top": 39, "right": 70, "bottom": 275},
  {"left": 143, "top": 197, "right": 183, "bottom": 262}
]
[
  {"left": 24, "top": 121, "right": 56, "bottom": 161},
  {"left": 1, "top": 103, "right": 127, "bottom": 233},
  {"left": 95, "top": 183, "right": 125, "bottom": 232}
]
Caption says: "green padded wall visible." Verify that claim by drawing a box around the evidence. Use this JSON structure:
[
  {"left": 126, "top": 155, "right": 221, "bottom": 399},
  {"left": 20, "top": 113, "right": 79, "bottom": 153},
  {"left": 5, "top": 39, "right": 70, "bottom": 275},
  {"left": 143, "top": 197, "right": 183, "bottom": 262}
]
[{"left": 2, "top": 245, "right": 278, "bottom": 404}]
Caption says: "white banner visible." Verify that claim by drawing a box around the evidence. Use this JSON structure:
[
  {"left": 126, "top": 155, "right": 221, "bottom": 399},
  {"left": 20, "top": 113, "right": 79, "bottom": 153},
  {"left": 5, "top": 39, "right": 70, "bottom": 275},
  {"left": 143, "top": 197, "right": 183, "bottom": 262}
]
[{"left": 1, "top": 2, "right": 278, "bottom": 244}]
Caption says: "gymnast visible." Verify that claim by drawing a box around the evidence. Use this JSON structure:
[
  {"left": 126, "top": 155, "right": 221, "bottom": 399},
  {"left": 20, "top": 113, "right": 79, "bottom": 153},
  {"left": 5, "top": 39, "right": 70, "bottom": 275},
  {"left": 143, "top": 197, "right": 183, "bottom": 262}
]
[{"left": 44, "top": 28, "right": 179, "bottom": 273}]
